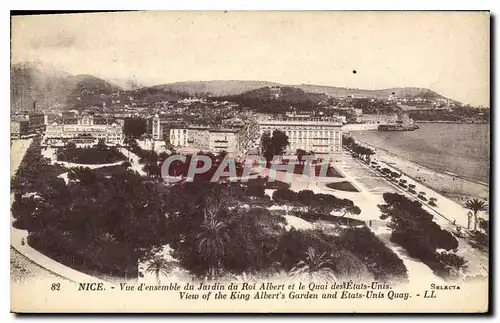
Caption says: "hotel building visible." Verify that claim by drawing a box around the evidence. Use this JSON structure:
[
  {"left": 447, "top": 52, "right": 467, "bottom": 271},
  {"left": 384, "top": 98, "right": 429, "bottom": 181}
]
[{"left": 258, "top": 118, "right": 343, "bottom": 154}]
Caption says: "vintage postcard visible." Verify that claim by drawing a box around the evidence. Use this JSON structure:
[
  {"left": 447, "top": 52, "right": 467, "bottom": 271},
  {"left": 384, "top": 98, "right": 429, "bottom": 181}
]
[{"left": 10, "top": 11, "right": 490, "bottom": 313}]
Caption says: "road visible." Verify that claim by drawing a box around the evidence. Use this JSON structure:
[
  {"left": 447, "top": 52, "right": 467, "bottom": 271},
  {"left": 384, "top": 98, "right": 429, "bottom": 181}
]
[{"left": 341, "top": 152, "right": 488, "bottom": 278}]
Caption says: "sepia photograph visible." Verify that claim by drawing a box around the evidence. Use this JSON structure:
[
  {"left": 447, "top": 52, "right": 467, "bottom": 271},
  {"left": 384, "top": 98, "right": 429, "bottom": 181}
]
[{"left": 9, "top": 10, "right": 490, "bottom": 313}]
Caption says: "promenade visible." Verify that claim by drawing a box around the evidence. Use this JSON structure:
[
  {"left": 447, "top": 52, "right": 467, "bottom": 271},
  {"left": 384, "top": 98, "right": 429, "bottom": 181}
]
[
  {"left": 355, "top": 139, "right": 489, "bottom": 201},
  {"left": 339, "top": 151, "right": 488, "bottom": 277},
  {"left": 119, "top": 147, "right": 147, "bottom": 176}
]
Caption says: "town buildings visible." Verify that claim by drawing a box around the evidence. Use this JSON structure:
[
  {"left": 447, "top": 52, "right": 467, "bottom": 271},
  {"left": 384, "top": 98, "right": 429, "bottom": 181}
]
[
  {"left": 150, "top": 113, "right": 260, "bottom": 157},
  {"left": 10, "top": 111, "right": 46, "bottom": 139}
]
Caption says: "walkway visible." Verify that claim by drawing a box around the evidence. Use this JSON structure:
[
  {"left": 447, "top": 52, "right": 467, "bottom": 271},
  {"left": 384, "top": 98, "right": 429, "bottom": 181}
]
[
  {"left": 119, "top": 147, "right": 147, "bottom": 176},
  {"left": 341, "top": 152, "right": 489, "bottom": 277},
  {"left": 280, "top": 158, "right": 445, "bottom": 283}
]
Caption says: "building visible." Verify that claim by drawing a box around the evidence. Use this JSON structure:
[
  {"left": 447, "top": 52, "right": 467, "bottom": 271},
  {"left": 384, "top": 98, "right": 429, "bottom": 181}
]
[
  {"left": 209, "top": 128, "right": 240, "bottom": 154},
  {"left": 10, "top": 120, "right": 30, "bottom": 139},
  {"left": 356, "top": 114, "right": 399, "bottom": 124},
  {"left": 169, "top": 125, "right": 244, "bottom": 156},
  {"left": 149, "top": 114, "right": 174, "bottom": 141},
  {"left": 44, "top": 112, "right": 124, "bottom": 146},
  {"left": 11, "top": 111, "right": 46, "bottom": 139},
  {"left": 28, "top": 113, "right": 46, "bottom": 133},
  {"left": 258, "top": 118, "right": 343, "bottom": 154}
]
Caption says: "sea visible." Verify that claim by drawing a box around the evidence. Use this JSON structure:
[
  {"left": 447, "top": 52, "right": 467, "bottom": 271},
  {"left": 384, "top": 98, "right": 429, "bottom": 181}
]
[{"left": 348, "top": 123, "right": 490, "bottom": 184}]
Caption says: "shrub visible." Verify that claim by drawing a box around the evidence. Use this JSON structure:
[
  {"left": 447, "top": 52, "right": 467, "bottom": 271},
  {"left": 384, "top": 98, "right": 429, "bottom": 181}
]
[
  {"left": 57, "top": 147, "right": 125, "bottom": 164},
  {"left": 326, "top": 181, "right": 360, "bottom": 192},
  {"left": 336, "top": 227, "right": 408, "bottom": 282},
  {"left": 272, "top": 188, "right": 297, "bottom": 203},
  {"left": 380, "top": 192, "right": 461, "bottom": 279}
]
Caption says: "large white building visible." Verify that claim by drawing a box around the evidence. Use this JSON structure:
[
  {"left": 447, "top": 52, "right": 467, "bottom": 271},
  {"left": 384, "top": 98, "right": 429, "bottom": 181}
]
[
  {"left": 258, "top": 118, "right": 343, "bottom": 154},
  {"left": 169, "top": 125, "right": 246, "bottom": 156},
  {"left": 45, "top": 112, "right": 124, "bottom": 146}
]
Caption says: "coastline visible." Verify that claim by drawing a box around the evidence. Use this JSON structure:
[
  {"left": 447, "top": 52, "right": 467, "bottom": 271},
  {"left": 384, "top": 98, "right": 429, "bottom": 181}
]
[{"left": 351, "top": 138, "right": 489, "bottom": 203}]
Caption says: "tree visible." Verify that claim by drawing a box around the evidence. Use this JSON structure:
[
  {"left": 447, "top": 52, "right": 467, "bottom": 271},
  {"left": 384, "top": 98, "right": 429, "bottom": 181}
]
[
  {"left": 465, "top": 199, "right": 488, "bottom": 231},
  {"left": 261, "top": 130, "right": 290, "bottom": 164},
  {"left": 96, "top": 138, "right": 107, "bottom": 150},
  {"left": 290, "top": 247, "right": 336, "bottom": 282},
  {"left": 379, "top": 192, "right": 460, "bottom": 278},
  {"left": 478, "top": 218, "right": 489, "bottom": 235},
  {"left": 124, "top": 118, "right": 147, "bottom": 139},
  {"left": 340, "top": 204, "right": 362, "bottom": 225},
  {"left": 196, "top": 217, "right": 229, "bottom": 279},
  {"left": 146, "top": 257, "right": 171, "bottom": 286},
  {"left": 297, "top": 190, "right": 315, "bottom": 210},
  {"left": 272, "top": 188, "right": 297, "bottom": 204}
]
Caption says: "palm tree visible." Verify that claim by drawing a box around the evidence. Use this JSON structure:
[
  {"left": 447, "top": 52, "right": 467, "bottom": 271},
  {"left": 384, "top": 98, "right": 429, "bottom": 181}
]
[
  {"left": 146, "top": 257, "right": 171, "bottom": 286},
  {"left": 465, "top": 199, "right": 488, "bottom": 231},
  {"left": 196, "top": 217, "right": 229, "bottom": 279},
  {"left": 290, "top": 247, "right": 336, "bottom": 282}
]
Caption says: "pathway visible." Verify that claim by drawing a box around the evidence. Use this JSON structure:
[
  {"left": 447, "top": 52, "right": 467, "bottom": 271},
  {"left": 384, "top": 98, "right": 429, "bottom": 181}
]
[
  {"left": 341, "top": 152, "right": 489, "bottom": 277},
  {"left": 119, "top": 147, "right": 147, "bottom": 176}
]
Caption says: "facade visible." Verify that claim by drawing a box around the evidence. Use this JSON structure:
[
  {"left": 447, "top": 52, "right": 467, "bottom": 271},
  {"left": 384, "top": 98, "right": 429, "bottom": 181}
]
[
  {"left": 208, "top": 129, "right": 240, "bottom": 153},
  {"left": 10, "top": 120, "right": 30, "bottom": 139},
  {"left": 258, "top": 118, "right": 343, "bottom": 154},
  {"left": 45, "top": 113, "right": 124, "bottom": 146},
  {"left": 28, "top": 113, "right": 46, "bottom": 133},
  {"left": 152, "top": 114, "right": 259, "bottom": 156},
  {"left": 356, "top": 113, "right": 399, "bottom": 124},
  {"left": 11, "top": 112, "right": 46, "bottom": 139},
  {"left": 150, "top": 114, "right": 171, "bottom": 141},
  {"left": 169, "top": 125, "right": 243, "bottom": 156}
]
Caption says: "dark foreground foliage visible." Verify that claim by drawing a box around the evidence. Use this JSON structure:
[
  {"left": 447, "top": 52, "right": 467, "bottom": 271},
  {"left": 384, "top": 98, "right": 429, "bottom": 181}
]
[{"left": 379, "top": 193, "right": 467, "bottom": 279}]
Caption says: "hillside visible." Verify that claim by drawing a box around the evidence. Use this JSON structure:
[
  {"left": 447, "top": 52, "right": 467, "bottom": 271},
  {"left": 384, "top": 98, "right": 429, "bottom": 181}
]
[
  {"left": 294, "top": 84, "right": 447, "bottom": 100},
  {"left": 11, "top": 62, "right": 122, "bottom": 111},
  {"left": 11, "top": 62, "right": 453, "bottom": 112},
  {"left": 150, "top": 80, "right": 281, "bottom": 97},
  {"left": 235, "top": 86, "right": 328, "bottom": 103},
  {"left": 217, "top": 86, "right": 330, "bottom": 114},
  {"left": 150, "top": 80, "right": 449, "bottom": 101}
]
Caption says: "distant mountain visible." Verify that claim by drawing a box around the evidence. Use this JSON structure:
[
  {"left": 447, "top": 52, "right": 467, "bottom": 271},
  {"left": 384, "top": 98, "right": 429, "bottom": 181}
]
[
  {"left": 11, "top": 62, "right": 122, "bottom": 111},
  {"left": 11, "top": 62, "right": 453, "bottom": 112},
  {"left": 150, "top": 81, "right": 449, "bottom": 101},
  {"left": 109, "top": 78, "right": 144, "bottom": 91},
  {"left": 150, "top": 80, "right": 281, "bottom": 97},
  {"left": 293, "top": 84, "right": 447, "bottom": 101}
]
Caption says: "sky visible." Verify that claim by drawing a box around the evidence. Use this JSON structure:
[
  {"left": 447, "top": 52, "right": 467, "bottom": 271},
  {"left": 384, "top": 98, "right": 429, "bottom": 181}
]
[{"left": 11, "top": 11, "right": 490, "bottom": 106}]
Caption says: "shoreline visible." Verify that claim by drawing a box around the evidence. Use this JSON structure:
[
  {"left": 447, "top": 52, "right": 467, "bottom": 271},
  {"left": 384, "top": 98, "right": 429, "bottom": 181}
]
[{"left": 350, "top": 138, "right": 489, "bottom": 203}]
